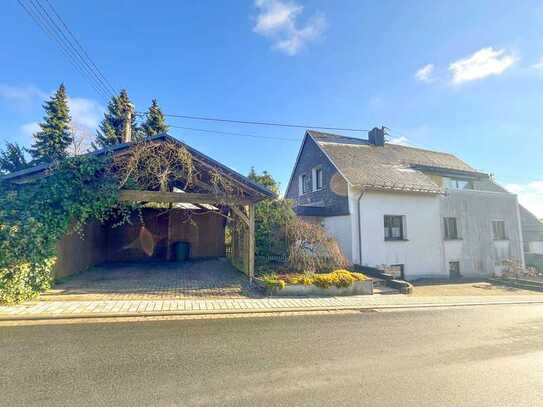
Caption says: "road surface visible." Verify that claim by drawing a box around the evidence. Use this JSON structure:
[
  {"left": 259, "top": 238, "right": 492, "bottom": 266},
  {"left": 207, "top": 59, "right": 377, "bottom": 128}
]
[{"left": 2, "top": 305, "right": 543, "bottom": 406}]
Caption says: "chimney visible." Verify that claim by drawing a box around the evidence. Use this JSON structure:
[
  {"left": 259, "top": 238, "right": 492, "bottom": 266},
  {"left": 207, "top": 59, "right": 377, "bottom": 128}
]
[
  {"left": 368, "top": 126, "right": 385, "bottom": 146},
  {"left": 123, "top": 108, "right": 132, "bottom": 143}
]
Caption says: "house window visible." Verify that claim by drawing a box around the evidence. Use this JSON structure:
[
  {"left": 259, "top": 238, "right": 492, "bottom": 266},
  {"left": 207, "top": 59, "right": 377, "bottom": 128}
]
[
  {"left": 312, "top": 166, "right": 323, "bottom": 191},
  {"left": 299, "top": 173, "right": 312, "bottom": 195},
  {"left": 443, "top": 217, "right": 459, "bottom": 240},
  {"left": 492, "top": 220, "right": 507, "bottom": 240},
  {"left": 384, "top": 215, "right": 405, "bottom": 241},
  {"left": 445, "top": 177, "right": 473, "bottom": 190},
  {"left": 449, "top": 261, "right": 461, "bottom": 279}
]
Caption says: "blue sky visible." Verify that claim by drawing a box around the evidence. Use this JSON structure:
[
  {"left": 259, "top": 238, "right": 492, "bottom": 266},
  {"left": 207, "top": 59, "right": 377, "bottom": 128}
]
[{"left": 1, "top": 0, "right": 542, "bottom": 216}]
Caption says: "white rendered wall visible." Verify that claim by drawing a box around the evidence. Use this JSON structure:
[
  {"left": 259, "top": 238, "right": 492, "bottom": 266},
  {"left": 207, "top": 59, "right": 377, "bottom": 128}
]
[
  {"left": 322, "top": 215, "right": 353, "bottom": 262},
  {"left": 348, "top": 187, "right": 444, "bottom": 279}
]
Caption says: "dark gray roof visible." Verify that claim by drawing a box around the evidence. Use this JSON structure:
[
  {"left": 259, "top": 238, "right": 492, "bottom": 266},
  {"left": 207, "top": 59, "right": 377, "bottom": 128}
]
[
  {"left": 1, "top": 134, "right": 275, "bottom": 199},
  {"left": 308, "top": 130, "right": 486, "bottom": 194}
]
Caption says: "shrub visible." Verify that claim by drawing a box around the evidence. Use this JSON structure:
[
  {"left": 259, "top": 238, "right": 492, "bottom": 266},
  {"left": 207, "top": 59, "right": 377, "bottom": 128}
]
[
  {"left": 287, "top": 218, "right": 349, "bottom": 273},
  {"left": 260, "top": 274, "right": 286, "bottom": 290},
  {"left": 0, "top": 156, "right": 126, "bottom": 304},
  {"left": 312, "top": 270, "right": 366, "bottom": 288},
  {"left": 259, "top": 270, "right": 366, "bottom": 291}
]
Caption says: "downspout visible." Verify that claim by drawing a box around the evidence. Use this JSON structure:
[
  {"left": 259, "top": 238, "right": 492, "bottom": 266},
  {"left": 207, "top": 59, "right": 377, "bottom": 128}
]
[{"left": 357, "top": 189, "right": 365, "bottom": 265}]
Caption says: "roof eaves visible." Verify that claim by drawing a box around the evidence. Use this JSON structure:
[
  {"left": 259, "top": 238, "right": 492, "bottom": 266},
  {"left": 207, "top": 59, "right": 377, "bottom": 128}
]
[{"left": 0, "top": 133, "right": 275, "bottom": 198}]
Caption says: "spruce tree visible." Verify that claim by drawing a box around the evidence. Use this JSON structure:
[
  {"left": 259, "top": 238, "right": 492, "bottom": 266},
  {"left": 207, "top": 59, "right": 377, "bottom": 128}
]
[
  {"left": 0, "top": 142, "right": 30, "bottom": 174},
  {"left": 95, "top": 89, "right": 140, "bottom": 148},
  {"left": 29, "top": 84, "right": 72, "bottom": 162},
  {"left": 141, "top": 99, "right": 169, "bottom": 137}
]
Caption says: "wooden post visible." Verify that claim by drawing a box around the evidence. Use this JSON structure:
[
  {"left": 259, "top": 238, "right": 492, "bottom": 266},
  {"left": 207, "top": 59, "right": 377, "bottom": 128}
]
[
  {"left": 248, "top": 203, "right": 255, "bottom": 282},
  {"left": 166, "top": 208, "right": 173, "bottom": 261}
]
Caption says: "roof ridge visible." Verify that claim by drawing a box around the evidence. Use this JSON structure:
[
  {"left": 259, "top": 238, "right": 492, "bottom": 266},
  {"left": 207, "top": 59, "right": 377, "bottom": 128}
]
[{"left": 308, "top": 129, "right": 462, "bottom": 159}]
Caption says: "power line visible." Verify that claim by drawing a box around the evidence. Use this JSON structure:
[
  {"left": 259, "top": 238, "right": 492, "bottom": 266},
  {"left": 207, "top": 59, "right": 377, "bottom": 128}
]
[
  {"left": 141, "top": 112, "right": 370, "bottom": 133},
  {"left": 33, "top": 0, "right": 114, "bottom": 99},
  {"left": 42, "top": 0, "right": 117, "bottom": 96},
  {"left": 18, "top": 0, "right": 115, "bottom": 101},
  {"left": 17, "top": 0, "right": 108, "bottom": 100},
  {"left": 169, "top": 125, "right": 302, "bottom": 142}
]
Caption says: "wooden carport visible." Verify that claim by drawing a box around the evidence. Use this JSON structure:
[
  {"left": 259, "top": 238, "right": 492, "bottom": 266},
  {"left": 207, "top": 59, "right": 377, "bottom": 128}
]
[
  {"left": 118, "top": 189, "right": 258, "bottom": 279},
  {"left": 110, "top": 134, "right": 273, "bottom": 281},
  {"left": 2, "top": 134, "right": 274, "bottom": 280}
]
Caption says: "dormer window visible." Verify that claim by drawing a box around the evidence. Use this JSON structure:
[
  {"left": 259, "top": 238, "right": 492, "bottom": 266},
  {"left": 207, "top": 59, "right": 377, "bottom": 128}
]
[{"left": 444, "top": 177, "right": 473, "bottom": 190}]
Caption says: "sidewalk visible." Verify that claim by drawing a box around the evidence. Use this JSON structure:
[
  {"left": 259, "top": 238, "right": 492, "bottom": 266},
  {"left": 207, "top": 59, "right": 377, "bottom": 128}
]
[{"left": 2, "top": 293, "right": 543, "bottom": 321}]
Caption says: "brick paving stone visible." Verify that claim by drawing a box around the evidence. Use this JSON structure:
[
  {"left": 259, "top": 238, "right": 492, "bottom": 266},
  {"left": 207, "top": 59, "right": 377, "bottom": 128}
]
[{"left": 3, "top": 294, "right": 543, "bottom": 319}]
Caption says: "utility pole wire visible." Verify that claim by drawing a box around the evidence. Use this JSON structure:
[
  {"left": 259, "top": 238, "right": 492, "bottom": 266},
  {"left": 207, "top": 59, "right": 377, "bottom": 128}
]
[
  {"left": 42, "top": 0, "right": 117, "bottom": 96},
  {"left": 137, "top": 112, "right": 370, "bottom": 133},
  {"left": 17, "top": 0, "right": 108, "bottom": 100},
  {"left": 20, "top": 0, "right": 372, "bottom": 134},
  {"left": 18, "top": 0, "right": 114, "bottom": 101},
  {"left": 169, "top": 125, "right": 302, "bottom": 142},
  {"left": 31, "top": 0, "right": 114, "bottom": 99}
]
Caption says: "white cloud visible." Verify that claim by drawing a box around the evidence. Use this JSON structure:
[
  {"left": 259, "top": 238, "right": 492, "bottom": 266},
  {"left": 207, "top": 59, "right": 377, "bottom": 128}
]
[
  {"left": 531, "top": 58, "right": 543, "bottom": 73},
  {"left": 505, "top": 181, "right": 543, "bottom": 218},
  {"left": 20, "top": 121, "right": 40, "bottom": 138},
  {"left": 2, "top": 84, "right": 103, "bottom": 149},
  {"left": 253, "top": 0, "right": 326, "bottom": 55},
  {"left": 415, "top": 64, "right": 435, "bottom": 83},
  {"left": 449, "top": 47, "right": 517, "bottom": 84},
  {"left": 68, "top": 97, "right": 103, "bottom": 134},
  {"left": 0, "top": 84, "right": 48, "bottom": 105},
  {"left": 387, "top": 136, "right": 410, "bottom": 146}
]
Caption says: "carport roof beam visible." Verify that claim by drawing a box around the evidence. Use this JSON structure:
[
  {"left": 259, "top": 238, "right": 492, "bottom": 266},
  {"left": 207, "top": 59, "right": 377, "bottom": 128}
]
[{"left": 119, "top": 189, "right": 252, "bottom": 206}]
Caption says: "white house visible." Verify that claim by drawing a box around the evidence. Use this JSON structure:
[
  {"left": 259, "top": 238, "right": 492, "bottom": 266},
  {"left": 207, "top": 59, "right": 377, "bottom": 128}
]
[{"left": 285, "top": 128, "right": 525, "bottom": 280}]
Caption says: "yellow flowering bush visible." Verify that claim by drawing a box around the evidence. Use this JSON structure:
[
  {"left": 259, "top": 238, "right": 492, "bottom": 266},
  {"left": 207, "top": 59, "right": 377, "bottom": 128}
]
[{"left": 259, "top": 269, "right": 367, "bottom": 291}]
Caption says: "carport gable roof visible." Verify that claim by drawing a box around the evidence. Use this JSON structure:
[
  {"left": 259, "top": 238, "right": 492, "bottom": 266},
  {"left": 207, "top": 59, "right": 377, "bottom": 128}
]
[{"left": 1, "top": 134, "right": 275, "bottom": 200}]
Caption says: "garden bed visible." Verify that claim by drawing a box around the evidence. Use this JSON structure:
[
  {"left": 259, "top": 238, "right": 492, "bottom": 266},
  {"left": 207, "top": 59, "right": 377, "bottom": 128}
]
[{"left": 257, "top": 270, "right": 373, "bottom": 296}]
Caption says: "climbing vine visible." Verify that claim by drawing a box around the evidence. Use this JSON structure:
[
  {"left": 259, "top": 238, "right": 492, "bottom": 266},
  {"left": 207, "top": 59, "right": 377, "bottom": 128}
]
[
  {"left": 0, "top": 139, "right": 255, "bottom": 304},
  {"left": 0, "top": 155, "right": 127, "bottom": 304}
]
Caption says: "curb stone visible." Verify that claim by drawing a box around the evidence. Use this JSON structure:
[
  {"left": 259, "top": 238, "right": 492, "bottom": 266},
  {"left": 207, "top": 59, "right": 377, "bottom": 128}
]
[{"left": 2, "top": 298, "right": 543, "bottom": 322}]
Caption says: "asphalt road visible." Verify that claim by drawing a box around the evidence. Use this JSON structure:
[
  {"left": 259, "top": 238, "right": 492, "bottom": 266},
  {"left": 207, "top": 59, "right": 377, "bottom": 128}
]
[{"left": 2, "top": 305, "right": 543, "bottom": 407}]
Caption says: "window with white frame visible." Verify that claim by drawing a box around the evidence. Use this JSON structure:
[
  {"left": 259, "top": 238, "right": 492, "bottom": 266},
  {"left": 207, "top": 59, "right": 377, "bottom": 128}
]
[
  {"left": 299, "top": 173, "right": 312, "bottom": 195},
  {"left": 312, "top": 166, "right": 323, "bottom": 191},
  {"left": 492, "top": 220, "right": 507, "bottom": 240},
  {"left": 384, "top": 215, "right": 406, "bottom": 241}
]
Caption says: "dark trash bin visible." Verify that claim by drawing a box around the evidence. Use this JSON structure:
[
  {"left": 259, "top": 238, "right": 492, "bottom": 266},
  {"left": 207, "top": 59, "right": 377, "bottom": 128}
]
[{"left": 173, "top": 242, "right": 190, "bottom": 262}]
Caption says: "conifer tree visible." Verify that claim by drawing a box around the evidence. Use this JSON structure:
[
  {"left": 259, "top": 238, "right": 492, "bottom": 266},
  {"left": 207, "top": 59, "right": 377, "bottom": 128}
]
[
  {"left": 0, "top": 142, "right": 30, "bottom": 174},
  {"left": 95, "top": 89, "right": 140, "bottom": 148},
  {"left": 141, "top": 99, "right": 169, "bottom": 137},
  {"left": 29, "top": 84, "right": 72, "bottom": 162}
]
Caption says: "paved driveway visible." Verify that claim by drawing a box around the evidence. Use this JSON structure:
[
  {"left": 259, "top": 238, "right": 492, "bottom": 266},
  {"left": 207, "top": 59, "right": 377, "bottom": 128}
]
[{"left": 44, "top": 259, "right": 256, "bottom": 301}]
